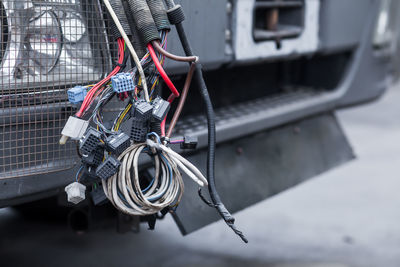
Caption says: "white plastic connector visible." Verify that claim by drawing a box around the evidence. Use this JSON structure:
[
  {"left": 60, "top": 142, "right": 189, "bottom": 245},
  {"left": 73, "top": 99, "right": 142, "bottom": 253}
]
[
  {"left": 65, "top": 182, "right": 86, "bottom": 205},
  {"left": 60, "top": 116, "right": 89, "bottom": 144}
]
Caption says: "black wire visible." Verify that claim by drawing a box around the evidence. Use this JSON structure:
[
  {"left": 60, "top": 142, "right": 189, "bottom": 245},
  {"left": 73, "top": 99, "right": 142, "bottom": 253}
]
[
  {"left": 173, "top": 19, "right": 248, "bottom": 243},
  {"left": 115, "top": 51, "right": 129, "bottom": 71},
  {"left": 93, "top": 89, "right": 116, "bottom": 135},
  {"left": 197, "top": 187, "right": 214, "bottom": 207}
]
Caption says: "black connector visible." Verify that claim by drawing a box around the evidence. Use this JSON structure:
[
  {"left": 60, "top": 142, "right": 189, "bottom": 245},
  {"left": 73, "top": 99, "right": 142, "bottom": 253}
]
[
  {"left": 131, "top": 117, "right": 149, "bottom": 143},
  {"left": 80, "top": 164, "right": 99, "bottom": 183},
  {"left": 82, "top": 146, "right": 104, "bottom": 166},
  {"left": 149, "top": 120, "right": 161, "bottom": 136},
  {"left": 80, "top": 128, "right": 102, "bottom": 155},
  {"left": 130, "top": 100, "right": 153, "bottom": 142},
  {"left": 96, "top": 156, "right": 121, "bottom": 180},
  {"left": 152, "top": 97, "right": 170, "bottom": 121},
  {"left": 133, "top": 101, "right": 153, "bottom": 120},
  {"left": 180, "top": 135, "right": 198, "bottom": 150},
  {"left": 91, "top": 184, "right": 108, "bottom": 206},
  {"left": 105, "top": 132, "right": 131, "bottom": 156}
]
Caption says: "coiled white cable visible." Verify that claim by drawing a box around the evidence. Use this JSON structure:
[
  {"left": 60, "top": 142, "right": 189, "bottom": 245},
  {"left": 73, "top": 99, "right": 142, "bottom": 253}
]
[
  {"left": 146, "top": 139, "right": 208, "bottom": 187},
  {"left": 104, "top": 143, "right": 184, "bottom": 215},
  {"left": 102, "top": 0, "right": 150, "bottom": 102},
  {"left": 103, "top": 135, "right": 208, "bottom": 215}
]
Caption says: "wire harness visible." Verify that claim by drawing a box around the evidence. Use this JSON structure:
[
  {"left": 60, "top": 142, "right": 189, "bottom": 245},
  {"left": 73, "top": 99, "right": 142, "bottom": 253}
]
[
  {"left": 59, "top": 0, "right": 246, "bottom": 243},
  {"left": 102, "top": 134, "right": 207, "bottom": 215}
]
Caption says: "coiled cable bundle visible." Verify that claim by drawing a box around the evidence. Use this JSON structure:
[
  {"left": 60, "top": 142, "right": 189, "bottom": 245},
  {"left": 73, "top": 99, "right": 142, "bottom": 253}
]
[{"left": 103, "top": 134, "right": 208, "bottom": 215}]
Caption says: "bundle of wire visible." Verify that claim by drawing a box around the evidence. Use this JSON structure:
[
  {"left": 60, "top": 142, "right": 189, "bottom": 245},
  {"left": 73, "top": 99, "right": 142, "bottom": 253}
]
[
  {"left": 103, "top": 133, "right": 207, "bottom": 215},
  {"left": 62, "top": 0, "right": 248, "bottom": 242},
  {"left": 76, "top": 37, "right": 125, "bottom": 118},
  {"left": 91, "top": 32, "right": 169, "bottom": 135},
  {"left": 62, "top": 0, "right": 202, "bottom": 217}
]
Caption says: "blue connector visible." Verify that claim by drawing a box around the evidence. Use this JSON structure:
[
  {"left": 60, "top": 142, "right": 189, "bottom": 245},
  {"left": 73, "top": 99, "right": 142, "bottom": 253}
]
[
  {"left": 68, "top": 86, "right": 87, "bottom": 104},
  {"left": 111, "top": 73, "right": 135, "bottom": 93}
]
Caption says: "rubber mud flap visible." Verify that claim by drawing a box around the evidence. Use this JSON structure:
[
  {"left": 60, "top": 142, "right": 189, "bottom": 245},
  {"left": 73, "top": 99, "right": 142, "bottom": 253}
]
[{"left": 172, "top": 112, "right": 355, "bottom": 235}]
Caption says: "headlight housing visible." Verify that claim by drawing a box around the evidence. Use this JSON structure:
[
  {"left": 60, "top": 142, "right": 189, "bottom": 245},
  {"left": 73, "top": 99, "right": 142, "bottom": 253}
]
[
  {"left": 0, "top": 0, "right": 113, "bottom": 179},
  {"left": 1, "top": 0, "right": 111, "bottom": 92}
]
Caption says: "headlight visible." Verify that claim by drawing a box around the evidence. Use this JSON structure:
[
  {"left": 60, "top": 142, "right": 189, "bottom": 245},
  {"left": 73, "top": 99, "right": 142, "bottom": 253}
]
[
  {"left": 0, "top": 0, "right": 113, "bottom": 179},
  {"left": 1, "top": 0, "right": 111, "bottom": 92}
]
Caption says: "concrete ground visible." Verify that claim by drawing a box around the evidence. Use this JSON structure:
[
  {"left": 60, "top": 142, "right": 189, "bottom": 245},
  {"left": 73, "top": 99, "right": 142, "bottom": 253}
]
[{"left": 0, "top": 84, "right": 399, "bottom": 267}]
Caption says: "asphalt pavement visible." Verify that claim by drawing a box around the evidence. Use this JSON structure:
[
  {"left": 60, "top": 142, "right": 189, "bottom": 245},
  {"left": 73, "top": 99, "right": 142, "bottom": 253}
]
[{"left": 0, "top": 84, "right": 399, "bottom": 267}]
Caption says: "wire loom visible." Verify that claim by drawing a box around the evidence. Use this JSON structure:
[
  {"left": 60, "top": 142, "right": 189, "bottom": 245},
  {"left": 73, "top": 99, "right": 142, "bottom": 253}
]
[
  {"left": 103, "top": 134, "right": 207, "bottom": 215},
  {"left": 61, "top": 0, "right": 247, "bottom": 243}
]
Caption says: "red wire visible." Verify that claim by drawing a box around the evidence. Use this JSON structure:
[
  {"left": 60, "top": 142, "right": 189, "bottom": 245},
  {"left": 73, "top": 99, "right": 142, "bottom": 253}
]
[
  {"left": 148, "top": 42, "right": 180, "bottom": 136},
  {"left": 147, "top": 43, "right": 180, "bottom": 98},
  {"left": 76, "top": 38, "right": 125, "bottom": 117},
  {"left": 85, "top": 39, "right": 123, "bottom": 108}
]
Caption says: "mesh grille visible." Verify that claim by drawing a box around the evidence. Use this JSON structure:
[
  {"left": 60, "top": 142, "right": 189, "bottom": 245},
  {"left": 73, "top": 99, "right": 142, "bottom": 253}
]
[{"left": 0, "top": 0, "right": 114, "bottom": 179}]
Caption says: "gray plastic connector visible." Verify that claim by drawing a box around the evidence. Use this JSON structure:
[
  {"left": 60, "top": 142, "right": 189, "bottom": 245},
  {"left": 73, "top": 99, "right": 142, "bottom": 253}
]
[
  {"left": 65, "top": 182, "right": 86, "bottom": 205},
  {"left": 60, "top": 116, "right": 89, "bottom": 144}
]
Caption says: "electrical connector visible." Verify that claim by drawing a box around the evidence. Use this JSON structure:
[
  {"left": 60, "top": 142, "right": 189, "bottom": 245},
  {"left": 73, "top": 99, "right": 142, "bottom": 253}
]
[
  {"left": 80, "top": 128, "right": 102, "bottom": 155},
  {"left": 105, "top": 132, "right": 131, "bottom": 156},
  {"left": 152, "top": 97, "right": 170, "bottom": 121},
  {"left": 80, "top": 165, "right": 98, "bottom": 183},
  {"left": 91, "top": 184, "right": 108, "bottom": 206},
  {"left": 82, "top": 146, "right": 104, "bottom": 166},
  {"left": 180, "top": 135, "right": 198, "bottom": 150},
  {"left": 96, "top": 156, "right": 121, "bottom": 180},
  {"left": 131, "top": 117, "right": 149, "bottom": 143},
  {"left": 129, "top": 100, "right": 153, "bottom": 143},
  {"left": 133, "top": 100, "right": 153, "bottom": 120},
  {"left": 67, "top": 86, "right": 87, "bottom": 104},
  {"left": 60, "top": 116, "right": 89, "bottom": 145},
  {"left": 111, "top": 73, "right": 135, "bottom": 93},
  {"left": 65, "top": 182, "right": 86, "bottom": 205}
]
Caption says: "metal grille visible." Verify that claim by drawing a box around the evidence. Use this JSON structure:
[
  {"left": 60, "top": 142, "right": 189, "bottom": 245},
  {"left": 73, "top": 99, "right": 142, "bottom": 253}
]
[{"left": 0, "top": 0, "right": 114, "bottom": 179}]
